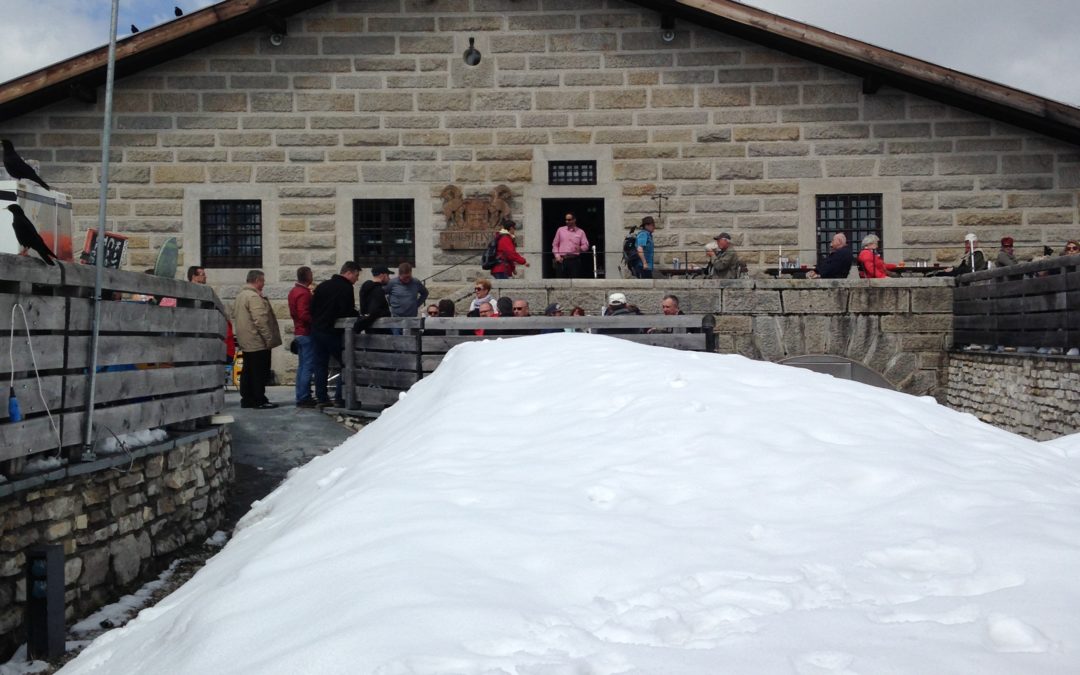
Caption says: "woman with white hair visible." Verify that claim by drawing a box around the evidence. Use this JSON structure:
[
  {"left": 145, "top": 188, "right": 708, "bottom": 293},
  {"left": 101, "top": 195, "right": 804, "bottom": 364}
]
[{"left": 856, "top": 234, "right": 894, "bottom": 278}]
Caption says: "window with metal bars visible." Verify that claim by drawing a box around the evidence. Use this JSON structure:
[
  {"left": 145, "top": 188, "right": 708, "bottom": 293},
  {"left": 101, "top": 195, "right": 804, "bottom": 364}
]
[
  {"left": 352, "top": 199, "right": 415, "bottom": 266},
  {"left": 200, "top": 200, "right": 262, "bottom": 268},
  {"left": 815, "top": 194, "right": 883, "bottom": 262},
  {"left": 548, "top": 160, "right": 597, "bottom": 186}
]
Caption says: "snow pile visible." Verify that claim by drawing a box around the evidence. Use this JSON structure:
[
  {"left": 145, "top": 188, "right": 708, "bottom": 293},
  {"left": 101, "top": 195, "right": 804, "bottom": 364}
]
[
  {"left": 59, "top": 333, "right": 1080, "bottom": 674},
  {"left": 97, "top": 428, "right": 168, "bottom": 455}
]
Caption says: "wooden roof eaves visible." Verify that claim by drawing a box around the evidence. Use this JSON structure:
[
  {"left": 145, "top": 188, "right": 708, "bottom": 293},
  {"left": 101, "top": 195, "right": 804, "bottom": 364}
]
[
  {"left": 0, "top": 0, "right": 330, "bottom": 122},
  {"left": 644, "top": 0, "right": 1080, "bottom": 145}
]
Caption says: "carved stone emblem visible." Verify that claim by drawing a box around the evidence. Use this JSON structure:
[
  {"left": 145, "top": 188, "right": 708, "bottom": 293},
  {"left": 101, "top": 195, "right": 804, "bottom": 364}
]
[{"left": 439, "top": 184, "right": 513, "bottom": 250}]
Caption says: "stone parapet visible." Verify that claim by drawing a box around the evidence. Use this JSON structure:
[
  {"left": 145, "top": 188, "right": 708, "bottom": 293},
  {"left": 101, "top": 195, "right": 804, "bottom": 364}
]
[{"left": 0, "top": 426, "right": 232, "bottom": 661}]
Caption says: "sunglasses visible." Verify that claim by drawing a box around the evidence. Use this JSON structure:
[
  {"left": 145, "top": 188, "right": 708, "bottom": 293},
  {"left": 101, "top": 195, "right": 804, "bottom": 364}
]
[
  {"left": 474, "top": 287, "right": 485, "bottom": 291},
  {"left": 1067, "top": 246, "right": 1079, "bottom": 252}
]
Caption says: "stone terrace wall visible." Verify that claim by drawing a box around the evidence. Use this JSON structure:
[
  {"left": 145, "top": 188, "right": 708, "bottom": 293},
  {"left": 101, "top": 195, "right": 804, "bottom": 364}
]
[
  {"left": 945, "top": 353, "right": 1080, "bottom": 440},
  {"left": 0, "top": 426, "right": 232, "bottom": 661},
  {"left": 479, "top": 276, "right": 954, "bottom": 396}
]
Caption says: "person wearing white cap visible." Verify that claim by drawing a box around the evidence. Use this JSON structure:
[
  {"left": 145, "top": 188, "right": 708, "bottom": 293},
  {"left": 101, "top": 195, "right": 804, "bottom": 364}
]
[{"left": 941, "top": 233, "right": 988, "bottom": 276}]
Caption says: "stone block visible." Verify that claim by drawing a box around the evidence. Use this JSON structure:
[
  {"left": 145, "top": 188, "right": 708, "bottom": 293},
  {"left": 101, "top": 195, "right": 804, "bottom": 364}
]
[
  {"left": 358, "top": 92, "right": 414, "bottom": 112},
  {"left": 151, "top": 93, "right": 199, "bottom": 112},
  {"left": 208, "top": 165, "right": 254, "bottom": 183},
  {"left": 229, "top": 75, "right": 289, "bottom": 89},
  {"left": 716, "top": 68, "right": 775, "bottom": 83},
  {"left": 475, "top": 91, "right": 532, "bottom": 111},
  {"left": 733, "top": 126, "right": 800, "bottom": 142},
  {"left": 879, "top": 157, "right": 934, "bottom": 176},
  {"left": 661, "top": 162, "right": 713, "bottom": 180},
  {"left": 1001, "top": 154, "right": 1054, "bottom": 174},
  {"left": 446, "top": 113, "right": 517, "bottom": 128},
  {"left": 880, "top": 314, "right": 952, "bottom": 333},
  {"left": 249, "top": 93, "right": 294, "bottom": 112},
  {"left": 594, "top": 89, "right": 647, "bottom": 109},
  {"left": 938, "top": 194, "right": 1003, "bottom": 209},
  {"left": 153, "top": 166, "right": 205, "bottom": 183},
  {"left": 753, "top": 85, "right": 799, "bottom": 106},
  {"left": 699, "top": 86, "right": 751, "bottom": 107},
  {"left": 550, "top": 33, "right": 618, "bottom": 52},
  {"left": 901, "top": 178, "right": 974, "bottom": 192},
  {"left": 650, "top": 87, "right": 696, "bottom": 108},
  {"left": 872, "top": 123, "right": 931, "bottom": 139},
  {"left": 110, "top": 534, "right": 142, "bottom": 586},
  {"left": 824, "top": 159, "right": 876, "bottom": 177},
  {"left": 938, "top": 156, "right": 999, "bottom": 175},
  {"left": 310, "top": 165, "right": 359, "bottom": 182},
  {"left": 848, "top": 287, "right": 909, "bottom": 313},
  {"left": 202, "top": 93, "right": 248, "bottom": 112},
  {"left": 781, "top": 107, "right": 860, "bottom": 123},
  {"left": 324, "top": 36, "right": 396, "bottom": 55},
  {"left": 362, "top": 165, "right": 407, "bottom": 182},
  {"left": 910, "top": 287, "right": 952, "bottom": 313},
  {"left": 342, "top": 131, "right": 400, "bottom": 146},
  {"left": 766, "top": 159, "right": 821, "bottom": 179},
  {"left": 297, "top": 93, "right": 356, "bottom": 112},
  {"left": 714, "top": 160, "right": 764, "bottom": 180},
  {"left": 722, "top": 289, "right": 781, "bottom": 313},
  {"left": 955, "top": 211, "right": 1022, "bottom": 227},
  {"left": 781, "top": 289, "right": 848, "bottom": 313}
]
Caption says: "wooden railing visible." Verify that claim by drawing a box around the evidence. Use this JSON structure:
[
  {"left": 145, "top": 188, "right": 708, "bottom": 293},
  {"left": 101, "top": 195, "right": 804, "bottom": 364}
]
[
  {"left": 338, "top": 314, "right": 717, "bottom": 412},
  {"left": 0, "top": 254, "right": 227, "bottom": 471},
  {"left": 953, "top": 256, "right": 1080, "bottom": 350}
]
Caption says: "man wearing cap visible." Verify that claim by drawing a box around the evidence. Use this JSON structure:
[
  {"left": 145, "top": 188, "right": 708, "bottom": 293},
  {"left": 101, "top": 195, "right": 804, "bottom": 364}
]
[
  {"left": 709, "top": 232, "right": 742, "bottom": 279},
  {"left": 552, "top": 212, "right": 590, "bottom": 279},
  {"left": 634, "top": 216, "right": 656, "bottom": 279},
  {"left": 355, "top": 266, "right": 391, "bottom": 333},
  {"left": 941, "top": 233, "right": 988, "bottom": 276},
  {"left": 997, "top": 237, "right": 1018, "bottom": 267},
  {"left": 806, "top": 233, "right": 853, "bottom": 279}
]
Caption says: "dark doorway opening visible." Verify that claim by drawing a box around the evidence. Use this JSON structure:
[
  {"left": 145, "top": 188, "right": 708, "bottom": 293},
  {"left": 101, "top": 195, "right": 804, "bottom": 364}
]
[{"left": 541, "top": 198, "right": 605, "bottom": 279}]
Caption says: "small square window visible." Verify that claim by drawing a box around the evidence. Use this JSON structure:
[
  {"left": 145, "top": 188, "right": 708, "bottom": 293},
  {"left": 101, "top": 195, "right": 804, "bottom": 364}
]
[
  {"left": 353, "top": 199, "right": 415, "bottom": 266},
  {"left": 549, "top": 161, "right": 597, "bottom": 186},
  {"left": 200, "top": 200, "right": 262, "bottom": 268}
]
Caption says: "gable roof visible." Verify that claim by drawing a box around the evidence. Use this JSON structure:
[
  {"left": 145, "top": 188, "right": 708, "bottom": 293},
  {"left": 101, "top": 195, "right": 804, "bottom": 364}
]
[{"left": 2, "top": 0, "right": 1079, "bottom": 145}]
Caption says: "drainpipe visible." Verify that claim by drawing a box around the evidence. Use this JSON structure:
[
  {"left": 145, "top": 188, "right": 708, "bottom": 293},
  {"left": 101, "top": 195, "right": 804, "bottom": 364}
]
[{"left": 81, "top": 0, "right": 121, "bottom": 461}]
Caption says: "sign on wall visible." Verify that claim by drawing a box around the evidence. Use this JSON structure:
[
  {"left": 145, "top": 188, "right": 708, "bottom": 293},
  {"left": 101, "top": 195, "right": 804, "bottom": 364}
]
[{"left": 79, "top": 229, "right": 128, "bottom": 269}]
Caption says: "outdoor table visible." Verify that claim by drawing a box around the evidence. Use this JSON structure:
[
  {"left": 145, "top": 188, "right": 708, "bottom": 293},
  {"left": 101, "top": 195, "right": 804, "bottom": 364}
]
[
  {"left": 658, "top": 267, "right": 706, "bottom": 278},
  {"left": 765, "top": 267, "right": 814, "bottom": 279}
]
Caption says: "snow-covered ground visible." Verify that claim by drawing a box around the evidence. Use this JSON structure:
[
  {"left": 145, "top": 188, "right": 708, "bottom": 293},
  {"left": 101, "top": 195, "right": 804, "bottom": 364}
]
[{"left": 53, "top": 333, "right": 1080, "bottom": 674}]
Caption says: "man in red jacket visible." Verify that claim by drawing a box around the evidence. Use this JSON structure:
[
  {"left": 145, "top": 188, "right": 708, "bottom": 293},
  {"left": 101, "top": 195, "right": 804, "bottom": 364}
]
[
  {"left": 287, "top": 266, "right": 316, "bottom": 407},
  {"left": 491, "top": 220, "right": 529, "bottom": 279}
]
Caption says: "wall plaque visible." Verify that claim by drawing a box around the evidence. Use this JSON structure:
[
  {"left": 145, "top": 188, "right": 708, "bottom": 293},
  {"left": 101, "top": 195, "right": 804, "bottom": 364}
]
[{"left": 439, "top": 184, "right": 513, "bottom": 250}]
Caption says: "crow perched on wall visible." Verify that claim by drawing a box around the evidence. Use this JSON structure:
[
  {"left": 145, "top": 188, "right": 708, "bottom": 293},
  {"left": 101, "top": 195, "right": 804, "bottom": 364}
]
[
  {"left": 175, "top": 6, "right": 183, "bottom": 16},
  {"left": 2, "top": 139, "right": 50, "bottom": 191},
  {"left": 5, "top": 204, "right": 57, "bottom": 265}
]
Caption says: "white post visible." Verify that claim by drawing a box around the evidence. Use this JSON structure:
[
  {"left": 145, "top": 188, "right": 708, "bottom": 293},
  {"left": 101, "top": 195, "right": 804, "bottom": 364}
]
[{"left": 592, "top": 245, "right": 597, "bottom": 279}]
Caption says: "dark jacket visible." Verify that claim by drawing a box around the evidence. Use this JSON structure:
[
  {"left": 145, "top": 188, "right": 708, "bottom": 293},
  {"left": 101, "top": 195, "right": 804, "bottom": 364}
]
[
  {"left": 817, "top": 246, "right": 853, "bottom": 279},
  {"left": 311, "top": 274, "right": 358, "bottom": 334},
  {"left": 942, "top": 250, "right": 987, "bottom": 276},
  {"left": 355, "top": 279, "right": 391, "bottom": 333}
]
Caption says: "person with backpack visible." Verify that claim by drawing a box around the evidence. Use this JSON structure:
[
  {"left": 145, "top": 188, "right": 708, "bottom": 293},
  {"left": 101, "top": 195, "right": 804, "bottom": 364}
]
[
  {"left": 490, "top": 220, "right": 528, "bottom": 279},
  {"left": 633, "top": 216, "right": 656, "bottom": 279}
]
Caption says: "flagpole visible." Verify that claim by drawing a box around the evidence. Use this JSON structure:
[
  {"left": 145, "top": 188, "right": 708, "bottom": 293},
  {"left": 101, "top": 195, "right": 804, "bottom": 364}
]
[{"left": 82, "top": 0, "right": 121, "bottom": 460}]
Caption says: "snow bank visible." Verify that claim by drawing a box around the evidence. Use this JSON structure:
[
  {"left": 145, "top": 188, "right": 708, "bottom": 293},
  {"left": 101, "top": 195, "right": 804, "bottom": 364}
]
[{"left": 59, "top": 333, "right": 1080, "bottom": 674}]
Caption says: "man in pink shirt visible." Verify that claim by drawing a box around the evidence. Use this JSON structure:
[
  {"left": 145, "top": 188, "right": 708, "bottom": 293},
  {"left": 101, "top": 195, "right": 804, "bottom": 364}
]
[{"left": 551, "top": 212, "right": 590, "bottom": 279}]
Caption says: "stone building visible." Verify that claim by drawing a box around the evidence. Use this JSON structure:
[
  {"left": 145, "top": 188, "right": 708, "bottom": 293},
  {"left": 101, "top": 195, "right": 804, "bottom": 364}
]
[{"left": 1, "top": 0, "right": 1078, "bottom": 342}]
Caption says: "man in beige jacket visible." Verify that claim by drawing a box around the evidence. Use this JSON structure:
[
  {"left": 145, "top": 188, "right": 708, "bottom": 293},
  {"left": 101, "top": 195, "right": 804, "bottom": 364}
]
[{"left": 232, "top": 269, "right": 282, "bottom": 409}]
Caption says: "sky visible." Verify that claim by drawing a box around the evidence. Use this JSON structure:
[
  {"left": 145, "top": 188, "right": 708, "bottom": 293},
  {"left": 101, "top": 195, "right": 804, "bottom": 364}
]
[
  {"left": 35, "top": 332, "right": 1080, "bottom": 674},
  {"left": 0, "top": 1, "right": 1078, "bottom": 106}
]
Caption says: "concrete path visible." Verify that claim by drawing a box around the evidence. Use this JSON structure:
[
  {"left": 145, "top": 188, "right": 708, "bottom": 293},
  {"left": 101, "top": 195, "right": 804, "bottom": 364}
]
[{"left": 221, "top": 385, "right": 354, "bottom": 527}]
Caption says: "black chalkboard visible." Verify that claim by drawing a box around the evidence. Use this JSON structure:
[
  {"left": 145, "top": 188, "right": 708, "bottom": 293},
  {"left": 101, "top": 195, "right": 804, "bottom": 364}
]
[{"left": 80, "top": 229, "right": 128, "bottom": 269}]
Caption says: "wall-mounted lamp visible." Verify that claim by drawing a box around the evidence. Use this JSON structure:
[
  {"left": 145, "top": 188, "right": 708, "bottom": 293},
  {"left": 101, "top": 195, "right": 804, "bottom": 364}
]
[
  {"left": 266, "top": 14, "right": 287, "bottom": 47},
  {"left": 660, "top": 14, "right": 675, "bottom": 43},
  {"left": 463, "top": 37, "right": 482, "bottom": 66}
]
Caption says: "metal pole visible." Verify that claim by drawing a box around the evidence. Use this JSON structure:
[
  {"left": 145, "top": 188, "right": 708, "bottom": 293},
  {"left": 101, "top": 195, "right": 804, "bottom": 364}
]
[{"left": 82, "top": 0, "right": 121, "bottom": 460}]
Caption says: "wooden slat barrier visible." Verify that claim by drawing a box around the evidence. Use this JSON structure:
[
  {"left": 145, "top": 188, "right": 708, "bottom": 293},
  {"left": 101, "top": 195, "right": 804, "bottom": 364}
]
[
  {"left": 952, "top": 256, "right": 1080, "bottom": 349},
  {"left": 338, "top": 314, "right": 716, "bottom": 413},
  {"left": 0, "top": 254, "right": 228, "bottom": 466}
]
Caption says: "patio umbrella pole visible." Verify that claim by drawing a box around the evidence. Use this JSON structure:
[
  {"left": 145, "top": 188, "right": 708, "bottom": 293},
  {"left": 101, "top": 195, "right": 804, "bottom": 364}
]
[{"left": 81, "top": 0, "right": 121, "bottom": 461}]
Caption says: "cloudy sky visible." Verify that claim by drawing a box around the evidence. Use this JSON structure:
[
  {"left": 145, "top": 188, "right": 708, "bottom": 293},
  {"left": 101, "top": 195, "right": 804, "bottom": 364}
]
[{"left": 1, "top": 0, "right": 1078, "bottom": 106}]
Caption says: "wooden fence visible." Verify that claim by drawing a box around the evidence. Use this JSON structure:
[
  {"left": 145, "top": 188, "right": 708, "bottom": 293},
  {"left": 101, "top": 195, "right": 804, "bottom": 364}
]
[
  {"left": 338, "top": 314, "right": 717, "bottom": 412},
  {"left": 0, "top": 254, "right": 227, "bottom": 471},
  {"left": 953, "top": 255, "right": 1080, "bottom": 349}
]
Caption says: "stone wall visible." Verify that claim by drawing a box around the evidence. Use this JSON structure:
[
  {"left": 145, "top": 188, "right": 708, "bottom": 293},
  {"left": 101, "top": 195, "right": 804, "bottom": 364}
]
[
  {"left": 945, "top": 352, "right": 1080, "bottom": 440},
  {"left": 1, "top": 0, "right": 1076, "bottom": 379},
  {"left": 0, "top": 426, "right": 232, "bottom": 661},
  {"left": 464, "top": 276, "right": 953, "bottom": 396}
]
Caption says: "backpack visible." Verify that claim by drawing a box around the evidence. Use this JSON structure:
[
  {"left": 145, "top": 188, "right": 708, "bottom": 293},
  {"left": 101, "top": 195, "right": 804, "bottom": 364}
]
[
  {"left": 480, "top": 233, "right": 504, "bottom": 270},
  {"left": 621, "top": 228, "right": 639, "bottom": 268}
]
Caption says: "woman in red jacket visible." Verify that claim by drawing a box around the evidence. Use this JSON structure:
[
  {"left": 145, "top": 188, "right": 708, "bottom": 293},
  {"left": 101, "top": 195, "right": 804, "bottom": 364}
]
[
  {"left": 857, "top": 234, "right": 896, "bottom": 278},
  {"left": 491, "top": 220, "right": 529, "bottom": 279}
]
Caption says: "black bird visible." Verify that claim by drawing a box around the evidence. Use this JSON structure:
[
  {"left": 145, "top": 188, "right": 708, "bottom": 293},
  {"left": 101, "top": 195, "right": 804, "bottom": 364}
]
[
  {"left": 174, "top": 6, "right": 183, "bottom": 16},
  {"left": 2, "top": 139, "right": 50, "bottom": 191},
  {"left": 6, "top": 204, "right": 57, "bottom": 265},
  {"left": 131, "top": 24, "right": 139, "bottom": 33}
]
